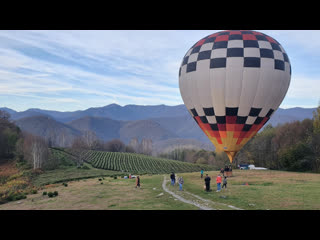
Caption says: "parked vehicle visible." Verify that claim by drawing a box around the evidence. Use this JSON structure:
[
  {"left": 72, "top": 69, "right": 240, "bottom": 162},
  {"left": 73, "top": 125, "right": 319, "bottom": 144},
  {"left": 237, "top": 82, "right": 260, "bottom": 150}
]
[
  {"left": 238, "top": 164, "right": 249, "bottom": 170},
  {"left": 248, "top": 165, "right": 268, "bottom": 170}
]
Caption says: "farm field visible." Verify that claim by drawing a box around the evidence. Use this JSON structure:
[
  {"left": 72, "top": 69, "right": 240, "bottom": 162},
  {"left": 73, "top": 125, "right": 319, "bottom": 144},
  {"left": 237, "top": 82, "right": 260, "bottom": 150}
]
[
  {"left": 63, "top": 148, "right": 216, "bottom": 174},
  {"left": 1, "top": 169, "right": 320, "bottom": 210}
]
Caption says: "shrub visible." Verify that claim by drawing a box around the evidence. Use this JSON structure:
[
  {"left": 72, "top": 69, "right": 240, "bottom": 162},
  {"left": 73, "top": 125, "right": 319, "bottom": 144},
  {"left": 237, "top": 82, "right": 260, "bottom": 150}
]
[
  {"left": 15, "top": 193, "right": 27, "bottom": 201},
  {"left": 6, "top": 192, "right": 26, "bottom": 202},
  {"left": 43, "top": 191, "right": 47, "bottom": 195},
  {"left": 47, "top": 191, "right": 58, "bottom": 197},
  {"left": 31, "top": 189, "right": 38, "bottom": 194}
]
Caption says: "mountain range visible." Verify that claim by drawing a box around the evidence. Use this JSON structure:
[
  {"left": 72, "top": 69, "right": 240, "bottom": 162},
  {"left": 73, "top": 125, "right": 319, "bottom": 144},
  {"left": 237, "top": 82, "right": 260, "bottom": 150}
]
[{"left": 1, "top": 104, "right": 317, "bottom": 154}]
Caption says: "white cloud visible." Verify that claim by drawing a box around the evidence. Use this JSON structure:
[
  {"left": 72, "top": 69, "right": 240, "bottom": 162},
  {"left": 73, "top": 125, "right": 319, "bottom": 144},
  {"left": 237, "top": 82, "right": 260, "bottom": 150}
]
[{"left": 0, "top": 30, "right": 319, "bottom": 111}]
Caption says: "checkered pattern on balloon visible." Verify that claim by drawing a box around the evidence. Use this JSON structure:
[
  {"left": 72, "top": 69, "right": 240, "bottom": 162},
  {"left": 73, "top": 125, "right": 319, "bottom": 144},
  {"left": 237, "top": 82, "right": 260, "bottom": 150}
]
[{"left": 179, "top": 30, "right": 291, "bottom": 162}]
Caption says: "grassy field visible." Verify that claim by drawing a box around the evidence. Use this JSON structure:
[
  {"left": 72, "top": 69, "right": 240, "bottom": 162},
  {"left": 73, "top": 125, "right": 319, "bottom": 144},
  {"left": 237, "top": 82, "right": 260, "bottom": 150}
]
[
  {"left": 31, "top": 163, "right": 125, "bottom": 187},
  {"left": 1, "top": 168, "right": 320, "bottom": 210},
  {"left": 0, "top": 174, "right": 197, "bottom": 210},
  {"left": 178, "top": 170, "right": 320, "bottom": 210}
]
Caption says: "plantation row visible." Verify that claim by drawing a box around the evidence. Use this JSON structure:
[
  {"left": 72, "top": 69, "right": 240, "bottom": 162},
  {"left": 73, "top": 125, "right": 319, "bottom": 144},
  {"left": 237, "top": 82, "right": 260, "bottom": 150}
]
[{"left": 69, "top": 149, "right": 216, "bottom": 174}]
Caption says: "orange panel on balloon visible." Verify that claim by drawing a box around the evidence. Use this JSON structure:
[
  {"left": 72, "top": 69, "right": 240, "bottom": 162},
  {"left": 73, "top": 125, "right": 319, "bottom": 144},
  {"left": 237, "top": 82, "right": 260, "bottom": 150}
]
[
  {"left": 202, "top": 123, "right": 212, "bottom": 131},
  {"left": 212, "top": 131, "right": 221, "bottom": 138},
  {"left": 206, "top": 130, "right": 214, "bottom": 137},
  {"left": 233, "top": 131, "right": 241, "bottom": 138},
  {"left": 226, "top": 123, "right": 236, "bottom": 132},
  {"left": 219, "top": 131, "right": 227, "bottom": 138},
  {"left": 236, "top": 138, "right": 244, "bottom": 145}
]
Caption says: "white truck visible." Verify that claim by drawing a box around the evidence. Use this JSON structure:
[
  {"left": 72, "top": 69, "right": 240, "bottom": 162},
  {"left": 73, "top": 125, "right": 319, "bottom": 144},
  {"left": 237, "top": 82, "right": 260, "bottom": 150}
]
[{"left": 248, "top": 164, "right": 268, "bottom": 170}]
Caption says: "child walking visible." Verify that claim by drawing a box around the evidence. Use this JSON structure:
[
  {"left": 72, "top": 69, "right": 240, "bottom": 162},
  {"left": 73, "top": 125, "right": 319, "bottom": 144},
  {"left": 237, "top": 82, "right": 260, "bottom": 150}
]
[
  {"left": 222, "top": 176, "right": 227, "bottom": 189},
  {"left": 216, "top": 174, "right": 222, "bottom": 192},
  {"left": 178, "top": 176, "right": 184, "bottom": 191}
]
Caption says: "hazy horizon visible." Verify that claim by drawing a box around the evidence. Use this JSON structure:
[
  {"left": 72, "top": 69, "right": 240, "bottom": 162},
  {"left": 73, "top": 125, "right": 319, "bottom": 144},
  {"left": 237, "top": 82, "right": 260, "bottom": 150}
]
[{"left": 1, "top": 103, "right": 317, "bottom": 113}]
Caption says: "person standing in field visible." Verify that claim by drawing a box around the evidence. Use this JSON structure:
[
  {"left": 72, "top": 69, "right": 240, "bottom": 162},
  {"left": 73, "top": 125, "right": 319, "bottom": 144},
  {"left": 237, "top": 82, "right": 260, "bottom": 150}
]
[
  {"left": 178, "top": 176, "right": 184, "bottom": 191},
  {"left": 220, "top": 168, "right": 224, "bottom": 177},
  {"left": 135, "top": 176, "right": 140, "bottom": 188},
  {"left": 170, "top": 172, "right": 176, "bottom": 186},
  {"left": 204, "top": 174, "right": 211, "bottom": 192},
  {"left": 222, "top": 176, "right": 227, "bottom": 189},
  {"left": 216, "top": 174, "right": 222, "bottom": 192},
  {"left": 200, "top": 169, "right": 204, "bottom": 178}
]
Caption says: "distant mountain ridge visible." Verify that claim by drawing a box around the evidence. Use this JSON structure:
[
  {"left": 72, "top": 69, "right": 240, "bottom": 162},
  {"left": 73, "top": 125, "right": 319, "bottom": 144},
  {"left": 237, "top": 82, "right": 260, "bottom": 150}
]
[
  {"left": 1, "top": 104, "right": 316, "bottom": 124},
  {"left": 2, "top": 104, "right": 189, "bottom": 123},
  {"left": 1, "top": 104, "right": 317, "bottom": 153}
]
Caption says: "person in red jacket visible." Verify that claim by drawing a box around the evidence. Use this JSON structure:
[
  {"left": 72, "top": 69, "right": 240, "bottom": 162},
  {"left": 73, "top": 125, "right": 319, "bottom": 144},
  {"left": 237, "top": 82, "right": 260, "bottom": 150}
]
[{"left": 216, "top": 174, "right": 222, "bottom": 192}]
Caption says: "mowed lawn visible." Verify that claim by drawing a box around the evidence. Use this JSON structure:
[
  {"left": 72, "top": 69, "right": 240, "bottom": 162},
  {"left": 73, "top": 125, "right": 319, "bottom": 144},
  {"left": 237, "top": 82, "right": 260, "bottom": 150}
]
[
  {"left": 0, "top": 169, "right": 320, "bottom": 210},
  {"left": 178, "top": 170, "right": 320, "bottom": 210},
  {"left": 0, "top": 174, "right": 197, "bottom": 210}
]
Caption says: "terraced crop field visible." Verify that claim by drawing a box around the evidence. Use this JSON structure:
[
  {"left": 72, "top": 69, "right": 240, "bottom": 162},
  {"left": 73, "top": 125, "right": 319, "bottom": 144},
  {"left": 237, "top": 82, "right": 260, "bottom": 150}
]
[{"left": 64, "top": 149, "right": 216, "bottom": 174}]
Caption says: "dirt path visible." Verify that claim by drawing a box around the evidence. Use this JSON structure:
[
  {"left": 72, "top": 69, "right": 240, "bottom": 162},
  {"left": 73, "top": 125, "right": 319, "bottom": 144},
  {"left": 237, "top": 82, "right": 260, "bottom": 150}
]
[{"left": 162, "top": 175, "right": 243, "bottom": 210}]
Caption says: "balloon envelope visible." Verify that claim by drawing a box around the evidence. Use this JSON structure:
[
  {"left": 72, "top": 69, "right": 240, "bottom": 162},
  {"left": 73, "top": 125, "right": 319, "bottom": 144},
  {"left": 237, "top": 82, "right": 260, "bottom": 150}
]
[{"left": 179, "top": 30, "right": 291, "bottom": 162}]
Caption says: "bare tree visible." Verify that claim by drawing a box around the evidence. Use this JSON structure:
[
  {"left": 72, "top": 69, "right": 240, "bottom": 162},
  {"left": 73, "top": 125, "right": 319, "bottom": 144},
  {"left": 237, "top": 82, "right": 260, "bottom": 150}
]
[
  {"left": 129, "top": 138, "right": 139, "bottom": 153},
  {"left": 141, "top": 139, "right": 152, "bottom": 155},
  {"left": 82, "top": 130, "right": 98, "bottom": 149},
  {"left": 71, "top": 136, "right": 88, "bottom": 167},
  {"left": 22, "top": 132, "right": 48, "bottom": 170},
  {"left": 60, "top": 130, "right": 66, "bottom": 147},
  {"left": 31, "top": 137, "right": 48, "bottom": 169},
  {"left": 105, "top": 139, "right": 126, "bottom": 152}
]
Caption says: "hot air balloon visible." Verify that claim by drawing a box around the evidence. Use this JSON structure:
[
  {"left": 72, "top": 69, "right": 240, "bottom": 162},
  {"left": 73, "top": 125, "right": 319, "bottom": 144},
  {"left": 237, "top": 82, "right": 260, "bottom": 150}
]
[{"left": 179, "top": 30, "right": 291, "bottom": 163}]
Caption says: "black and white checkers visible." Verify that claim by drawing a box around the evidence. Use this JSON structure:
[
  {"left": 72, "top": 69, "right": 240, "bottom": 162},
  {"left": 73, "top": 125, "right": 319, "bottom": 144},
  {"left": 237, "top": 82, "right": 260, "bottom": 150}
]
[{"left": 179, "top": 30, "right": 291, "bottom": 76}]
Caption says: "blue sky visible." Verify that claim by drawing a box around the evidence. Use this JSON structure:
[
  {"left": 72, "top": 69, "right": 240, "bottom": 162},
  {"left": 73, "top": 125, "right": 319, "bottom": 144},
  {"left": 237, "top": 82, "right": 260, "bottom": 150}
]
[{"left": 0, "top": 30, "right": 319, "bottom": 112}]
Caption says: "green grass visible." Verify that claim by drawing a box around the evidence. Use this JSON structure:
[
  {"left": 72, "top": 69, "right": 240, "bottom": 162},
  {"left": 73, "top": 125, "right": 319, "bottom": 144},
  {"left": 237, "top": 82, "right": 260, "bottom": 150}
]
[
  {"left": 177, "top": 170, "right": 320, "bottom": 210},
  {"left": 1, "top": 169, "right": 320, "bottom": 210},
  {"left": 3, "top": 148, "right": 320, "bottom": 210},
  {"left": 0, "top": 174, "right": 198, "bottom": 210},
  {"left": 31, "top": 163, "right": 125, "bottom": 187}
]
